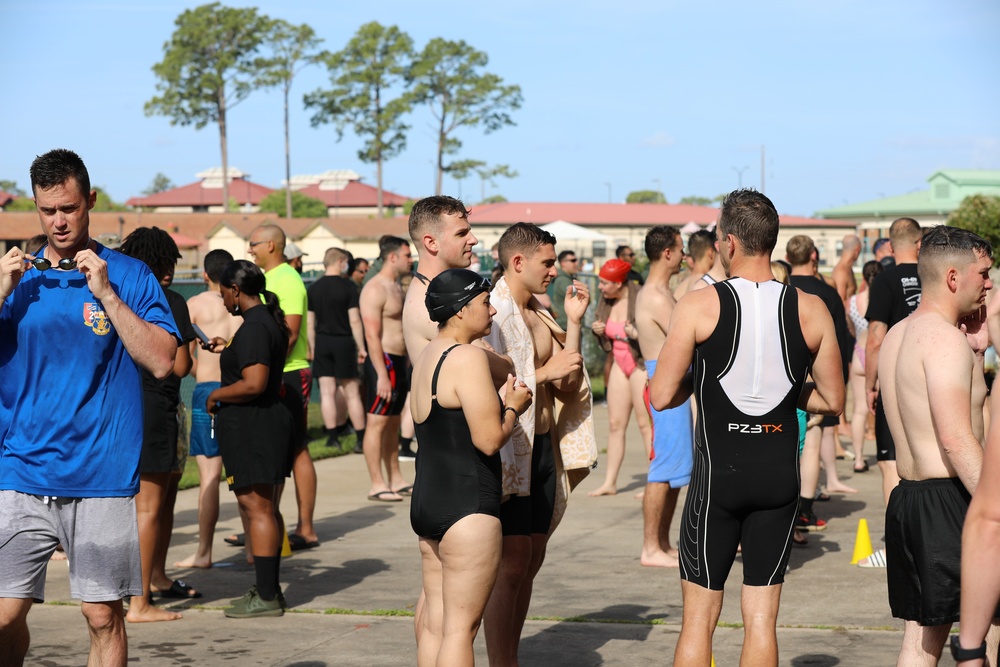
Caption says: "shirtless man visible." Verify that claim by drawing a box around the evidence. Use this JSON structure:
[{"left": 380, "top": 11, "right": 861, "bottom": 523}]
[
  {"left": 175, "top": 250, "right": 242, "bottom": 569},
  {"left": 650, "top": 190, "right": 844, "bottom": 666},
  {"left": 834, "top": 235, "right": 861, "bottom": 308},
  {"left": 360, "top": 235, "right": 413, "bottom": 502},
  {"left": 673, "top": 230, "right": 717, "bottom": 300},
  {"left": 484, "top": 223, "right": 595, "bottom": 666},
  {"left": 635, "top": 225, "right": 692, "bottom": 568},
  {"left": 879, "top": 225, "right": 992, "bottom": 666},
  {"left": 688, "top": 229, "right": 728, "bottom": 293}
]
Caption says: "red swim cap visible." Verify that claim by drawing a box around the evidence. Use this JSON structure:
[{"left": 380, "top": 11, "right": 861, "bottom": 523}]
[{"left": 599, "top": 259, "right": 631, "bottom": 283}]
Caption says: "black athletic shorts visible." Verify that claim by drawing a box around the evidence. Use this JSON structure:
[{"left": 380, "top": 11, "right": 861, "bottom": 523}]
[
  {"left": 218, "top": 400, "right": 293, "bottom": 490},
  {"left": 886, "top": 478, "right": 970, "bottom": 626},
  {"left": 313, "top": 334, "right": 360, "bottom": 380},
  {"left": 364, "top": 353, "right": 409, "bottom": 416},
  {"left": 875, "top": 393, "right": 896, "bottom": 462},
  {"left": 140, "top": 392, "right": 179, "bottom": 474},
  {"left": 820, "top": 414, "right": 839, "bottom": 429},
  {"left": 499, "top": 433, "right": 557, "bottom": 537}
]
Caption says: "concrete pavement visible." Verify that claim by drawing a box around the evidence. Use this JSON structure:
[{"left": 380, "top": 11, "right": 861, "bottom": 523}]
[{"left": 26, "top": 407, "right": 905, "bottom": 666}]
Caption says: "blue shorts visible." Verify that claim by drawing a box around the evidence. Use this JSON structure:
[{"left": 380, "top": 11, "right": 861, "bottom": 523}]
[
  {"left": 190, "top": 382, "right": 221, "bottom": 458},
  {"left": 644, "top": 360, "right": 693, "bottom": 487}
]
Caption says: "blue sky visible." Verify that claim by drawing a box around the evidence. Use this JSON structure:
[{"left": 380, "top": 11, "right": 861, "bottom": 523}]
[{"left": 2, "top": 0, "right": 997, "bottom": 217}]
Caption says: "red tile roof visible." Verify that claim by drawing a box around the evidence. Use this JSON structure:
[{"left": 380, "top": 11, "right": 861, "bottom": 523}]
[
  {"left": 125, "top": 179, "right": 274, "bottom": 208},
  {"left": 466, "top": 202, "right": 853, "bottom": 228},
  {"left": 295, "top": 180, "right": 410, "bottom": 207},
  {"left": 0, "top": 192, "right": 15, "bottom": 207}
]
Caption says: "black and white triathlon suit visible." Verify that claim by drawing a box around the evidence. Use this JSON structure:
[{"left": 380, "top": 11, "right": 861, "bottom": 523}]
[{"left": 680, "top": 278, "right": 812, "bottom": 591}]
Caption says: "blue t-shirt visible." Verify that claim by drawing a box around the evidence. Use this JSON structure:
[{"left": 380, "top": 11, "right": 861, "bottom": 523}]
[{"left": 0, "top": 243, "right": 179, "bottom": 497}]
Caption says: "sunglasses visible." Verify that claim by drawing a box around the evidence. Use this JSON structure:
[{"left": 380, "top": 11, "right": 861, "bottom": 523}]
[{"left": 29, "top": 257, "right": 77, "bottom": 271}]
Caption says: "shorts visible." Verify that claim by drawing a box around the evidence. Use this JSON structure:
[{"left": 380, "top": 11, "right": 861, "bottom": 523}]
[
  {"left": 313, "top": 334, "right": 361, "bottom": 380},
  {"left": 140, "top": 391, "right": 179, "bottom": 474},
  {"left": 875, "top": 393, "right": 896, "bottom": 461},
  {"left": 364, "top": 353, "right": 409, "bottom": 416},
  {"left": 644, "top": 360, "right": 693, "bottom": 487},
  {"left": 0, "top": 491, "right": 141, "bottom": 602},
  {"left": 796, "top": 409, "right": 807, "bottom": 454},
  {"left": 886, "top": 478, "right": 969, "bottom": 626},
  {"left": 218, "top": 401, "right": 293, "bottom": 490},
  {"left": 499, "top": 433, "right": 557, "bottom": 536},
  {"left": 190, "top": 382, "right": 221, "bottom": 457},
  {"left": 820, "top": 414, "right": 839, "bottom": 429},
  {"left": 174, "top": 401, "right": 189, "bottom": 473},
  {"left": 283, "top": 368, "right": 312, "bottom": 450}
]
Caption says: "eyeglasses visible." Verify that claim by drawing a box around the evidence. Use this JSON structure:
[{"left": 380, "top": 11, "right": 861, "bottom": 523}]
[
  {"left": 29, "top": 257, "right": 77, "bottom": 271},
  {"left": 564, "top": 257, "right": 579, "bottom": 263},
  {"left": 248, "top": 240, "right": 268, "bottom": 248}
]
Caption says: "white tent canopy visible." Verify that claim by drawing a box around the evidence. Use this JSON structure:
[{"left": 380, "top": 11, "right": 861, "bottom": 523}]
[
  {"left": 680, "top": 221, "right": 703, "bottom": 235},
  {"left": 540, "top": 220, "right": 614, "bottom": 243}
]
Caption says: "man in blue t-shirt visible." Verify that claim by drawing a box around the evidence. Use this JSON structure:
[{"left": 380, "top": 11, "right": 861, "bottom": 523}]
[{"left": 0, "top": 149, "right": 179, "bottom": 665}]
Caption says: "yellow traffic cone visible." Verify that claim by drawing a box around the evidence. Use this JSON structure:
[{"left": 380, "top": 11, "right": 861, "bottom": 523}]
[
  {"left": 281, "top": 529, "right": 292, "bottom": 557},
  {"left": 851, "top": 518, "right": 873, "bottom": 564},
  {"left": 711, "top": 655, "right": 716, "bottom": 667}
]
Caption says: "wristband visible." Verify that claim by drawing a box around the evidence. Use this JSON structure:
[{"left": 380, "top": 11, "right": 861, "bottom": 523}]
[
  {"left": 503, "top": 406, "right": 518, "bottom": 421},
  {"left": 950, "top": 636, "right": 987, "bottom": 662}
]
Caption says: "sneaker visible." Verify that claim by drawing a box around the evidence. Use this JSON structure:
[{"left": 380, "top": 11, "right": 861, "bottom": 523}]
[
  {"left": 858, "top": 548, "right": 887, "bottom": 568},
  {"left": 398, "top": 448, "right": 417, "bottom": 461},
  {"left": 325, "top": 434, "right": 341, "bottom": 448},
  {"left": 229, "top": 585, "right": 256, "bottom": 607},
  {"left": 796, "top": 512, "right": 827, "bottom": 531},
  {"left": 277, "top": 588, "right": 288, "bottom": 611},
  {"left": 352, "top": 441, "right": 364, "bottom": 455},
  {"left": 225, "top": 586, "right": 284, "bottom": 618}
]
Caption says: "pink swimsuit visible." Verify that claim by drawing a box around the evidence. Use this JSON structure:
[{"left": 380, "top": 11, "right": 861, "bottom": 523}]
[{"left": 605, "top": 320, "right": 637, "bottom": 377}]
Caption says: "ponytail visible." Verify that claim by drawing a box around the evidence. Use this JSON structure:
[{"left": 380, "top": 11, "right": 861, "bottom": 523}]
[{"left": 261, "top": 289, "right": 291, "bottom": 341}]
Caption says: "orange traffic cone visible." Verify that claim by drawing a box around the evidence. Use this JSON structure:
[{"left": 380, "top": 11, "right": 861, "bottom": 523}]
[{"left": 851, "top": 518, "right": 873, "bottom": 565}]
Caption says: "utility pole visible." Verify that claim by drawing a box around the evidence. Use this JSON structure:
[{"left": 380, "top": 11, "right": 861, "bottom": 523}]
[
  {"left": 760, "top": 145, "right": 766, "bottom": 194},
  {"left": 605, "top": 182, "right": 612, "bottom": 203},
  {"left": 732, "top": 166, "right": 749, "bottom": 188}
]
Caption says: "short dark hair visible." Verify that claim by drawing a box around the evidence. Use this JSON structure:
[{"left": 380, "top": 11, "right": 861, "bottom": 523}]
[
  {"left": 719, "top": 189, "right": 780, "bottom": 256},
  {"left": 120, "top": 226, "right": 181, "bottom": 282},
  {"left": 917, "top": 225, "right": 993, "bottom": 286},
  {"left": 204, "top": 249, "right": 234, "bottom": 284},
  {"left": 408, "top": 196, "right": 469, "bottom": 244},
  {"left": 497, "top": 222, "right": 556, "bottom": 269},
  {"left": 30, "top": 149, "right": 91, "bottom": 198},
  {"left": 687, "top": 230, "right": 716, "bottom": 261},
  {"left": 615, "top": 245, "right": 634, "bottom": 259},
  {"left": 644, "top": 225, "right": 681, "bottom": 262},
  {"left": 379, "top": 235, "right": 409, "bottom": 261},
  {"left": 557, "top": 250, "right": 577, "bottom": 262}
]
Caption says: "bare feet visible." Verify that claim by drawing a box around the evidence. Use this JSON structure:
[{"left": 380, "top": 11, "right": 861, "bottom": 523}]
[
  {"left": 634, "top": 490, "right": 645, "bottom": 500},
  {"left": 588, "top": 484, "right": 618, "bottom": 497},
  {"left": 174, "top": 554, "right": 212, "bottom": 569},
  {"left": 126, "top": 599, "right": 183, "bottom": 623},
  {"left": 825, "top": 483, "right": 859, "bottom": 494},
  {"left": 640, "top": 548, "right": 679, "bottom": 568}
]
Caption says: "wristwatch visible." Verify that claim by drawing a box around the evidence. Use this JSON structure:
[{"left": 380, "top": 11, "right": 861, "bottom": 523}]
[{"left": 950, "top": 635, "right": 987, "bottom": 662}]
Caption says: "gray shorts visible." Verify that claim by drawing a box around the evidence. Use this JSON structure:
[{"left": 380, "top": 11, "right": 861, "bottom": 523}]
[{"left": 0, "top": 491, "right": 142, "bottom": 602}]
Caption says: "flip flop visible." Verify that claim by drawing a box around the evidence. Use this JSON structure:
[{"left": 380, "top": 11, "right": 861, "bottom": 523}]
[
  {"left": 854, "top": 461, "right": 870, "bottom": 473},
  {"left": 155, "top": 579, "right": 203, "bottom": 599},
  {"left": 288, "top": 533, "right": 320, "bottom": 551},
  {"left": 368, "top": 490, "right": 403, "bottom": 502},
  {"left": 224, "top": 534, "right": 245, "bottom": 547},
  {"left": 393, "top": 485, "right": 413, "bottom": 497},
  {"left": 858, "top": 548, "right": 887, "bottom": 568}
]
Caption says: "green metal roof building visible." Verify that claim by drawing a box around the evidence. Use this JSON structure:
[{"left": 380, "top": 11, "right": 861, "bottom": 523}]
[{"left": 815, "top": 170, "right": 1000, "bottom": 254}]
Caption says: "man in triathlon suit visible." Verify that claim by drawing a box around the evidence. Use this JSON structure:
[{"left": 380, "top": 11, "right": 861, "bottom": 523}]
[
  {"left": 650, "top": 189, "right": 844, "bottom": 666},
  {"left": 878, "top": 225, "right": 992, "bottom": 664},
  {"left": 865, "top": 218, "right": 922, "bottom": 509},
  {"left": 359, "top": 235, "right": 413, "bottom": 502}
]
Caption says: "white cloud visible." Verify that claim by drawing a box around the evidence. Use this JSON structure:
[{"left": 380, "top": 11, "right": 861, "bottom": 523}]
[{"left": 640, "top": 132, "right": 677, "bottom": 148}]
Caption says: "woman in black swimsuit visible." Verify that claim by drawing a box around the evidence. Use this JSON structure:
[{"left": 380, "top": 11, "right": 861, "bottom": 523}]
[{"left": 410, "top": 269, "right": 532, "bottom": 667}]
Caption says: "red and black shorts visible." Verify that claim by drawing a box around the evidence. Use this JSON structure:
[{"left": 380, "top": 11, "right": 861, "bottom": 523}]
[{"left": 363, "top": 353, "right": 409, "bottom": 416}]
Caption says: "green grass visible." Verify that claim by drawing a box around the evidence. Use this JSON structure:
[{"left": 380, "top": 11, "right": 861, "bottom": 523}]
[{"left": 178, "top": 409, "right": 351, "bottom": 491}]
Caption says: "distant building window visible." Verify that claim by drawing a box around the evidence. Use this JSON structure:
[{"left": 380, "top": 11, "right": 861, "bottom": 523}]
[
  {"left": 592, "top": 241, "right": 607, "bottom": 259},
  {"left": 193, "top": 205, "right": 209, "bottom": 213},
  {"left": 934, "top": 184, "right": 950, "bottom": 199}
]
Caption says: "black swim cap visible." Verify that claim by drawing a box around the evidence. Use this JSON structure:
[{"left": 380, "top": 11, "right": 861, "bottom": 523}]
[{"left": 425, "top": 269, "right": 492, "bottom": 323}]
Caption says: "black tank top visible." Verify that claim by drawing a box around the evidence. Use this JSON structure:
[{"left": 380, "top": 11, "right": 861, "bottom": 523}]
[
  {"left": 410, "top": 345, "right": 503, "bottom": 541},
  {"left": 694, "top": 279, "right": 812, "bottom": 480}
]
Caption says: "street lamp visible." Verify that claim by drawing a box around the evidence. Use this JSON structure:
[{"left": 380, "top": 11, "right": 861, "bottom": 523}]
[
  {"left": 732, "top": 165, "right": 749, "bottom": 188},
  {"left": 653, "top": 178, "right": 662, "bottom": 202}
]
